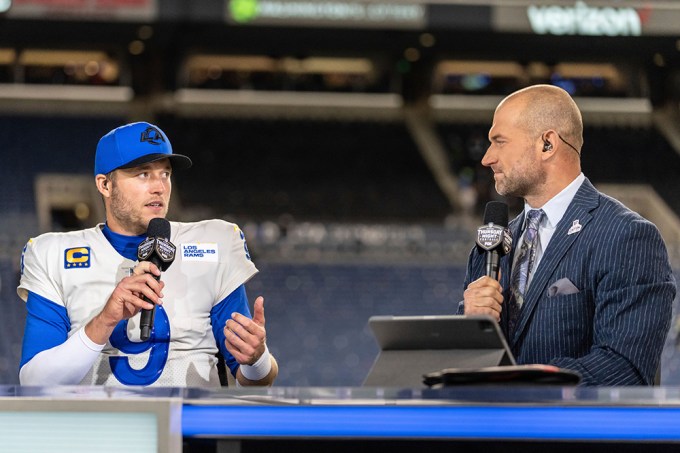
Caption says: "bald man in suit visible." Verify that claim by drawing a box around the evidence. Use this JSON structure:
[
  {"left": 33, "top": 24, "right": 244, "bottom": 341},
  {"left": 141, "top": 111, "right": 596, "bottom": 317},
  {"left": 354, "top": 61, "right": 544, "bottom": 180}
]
[{"left": 460, "top": 84, "right": 676, "bottom": 386}]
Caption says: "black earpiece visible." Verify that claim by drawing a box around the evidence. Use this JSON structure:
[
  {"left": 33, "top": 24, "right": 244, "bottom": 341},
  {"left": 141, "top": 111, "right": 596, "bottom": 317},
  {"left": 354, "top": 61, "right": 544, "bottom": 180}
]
[{"left": 543, "top": 141, "right": 553, "bottom": 152}]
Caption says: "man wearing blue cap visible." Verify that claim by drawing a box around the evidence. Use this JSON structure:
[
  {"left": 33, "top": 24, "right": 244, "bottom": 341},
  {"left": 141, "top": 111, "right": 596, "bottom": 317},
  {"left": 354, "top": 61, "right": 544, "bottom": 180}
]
[{"left": 18, "top": 122, "right": 278, "bottom": 387}]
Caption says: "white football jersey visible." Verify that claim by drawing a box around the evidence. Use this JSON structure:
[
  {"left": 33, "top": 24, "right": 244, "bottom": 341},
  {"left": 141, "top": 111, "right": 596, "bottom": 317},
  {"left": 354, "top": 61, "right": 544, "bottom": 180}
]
[{"left": 18, "top": 219, "right": 258, "bottom": 387}]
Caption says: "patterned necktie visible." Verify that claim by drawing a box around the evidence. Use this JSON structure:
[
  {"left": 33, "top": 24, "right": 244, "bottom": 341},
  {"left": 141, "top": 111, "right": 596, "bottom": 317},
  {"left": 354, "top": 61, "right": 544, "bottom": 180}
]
[{"left": 508, "top": 209, "right": 544, "bottom": 334}]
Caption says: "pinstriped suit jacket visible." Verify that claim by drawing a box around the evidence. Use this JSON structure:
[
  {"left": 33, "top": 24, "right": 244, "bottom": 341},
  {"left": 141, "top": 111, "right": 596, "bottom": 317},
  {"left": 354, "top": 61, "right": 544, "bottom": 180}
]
[{"left": 460, "top": 178, "right": 676, "bottom": 385}]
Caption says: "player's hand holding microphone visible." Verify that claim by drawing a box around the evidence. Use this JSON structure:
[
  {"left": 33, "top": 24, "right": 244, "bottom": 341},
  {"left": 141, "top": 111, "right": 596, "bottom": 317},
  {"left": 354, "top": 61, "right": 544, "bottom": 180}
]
[
  {"left": 463, "top": 201, "right": 512, "bottom": 321},
  {"left": 92, "top": 219, "right": 175, "bottom": 344}
]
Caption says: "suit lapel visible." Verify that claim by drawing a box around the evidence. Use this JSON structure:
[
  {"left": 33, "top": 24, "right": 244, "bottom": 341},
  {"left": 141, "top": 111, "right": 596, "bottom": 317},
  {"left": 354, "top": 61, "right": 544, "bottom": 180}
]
[{"left": 510, "top": 179, "right": 600, "bottom": 345}]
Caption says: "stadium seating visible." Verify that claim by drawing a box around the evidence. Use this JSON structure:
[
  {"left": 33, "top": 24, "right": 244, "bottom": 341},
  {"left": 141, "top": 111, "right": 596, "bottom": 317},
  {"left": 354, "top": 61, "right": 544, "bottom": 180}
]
[
  {"left": 161, "top": 116, "right": 453, "bottom": 223},
  {"left": 246, "top": 262, "right": 468, "bottom": 386}
]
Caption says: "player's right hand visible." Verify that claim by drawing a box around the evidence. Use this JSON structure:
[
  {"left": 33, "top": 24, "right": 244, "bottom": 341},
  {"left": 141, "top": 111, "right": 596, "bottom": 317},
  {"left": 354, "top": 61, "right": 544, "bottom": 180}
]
[
  {"left": 463, "top": 276, "right": 504, "bottom": 321},
  {"left": 85, "top": 262, "right": 165, "bottom": 345},
  {"left": 99, "top": 264, "right": 165, "bottom": 328}
]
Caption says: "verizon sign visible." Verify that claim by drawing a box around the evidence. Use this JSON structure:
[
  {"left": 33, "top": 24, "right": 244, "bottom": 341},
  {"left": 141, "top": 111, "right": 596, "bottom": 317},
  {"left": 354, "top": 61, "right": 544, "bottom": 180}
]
[{"left": 527, "top": 1, "right": 642, "bottom": 36}]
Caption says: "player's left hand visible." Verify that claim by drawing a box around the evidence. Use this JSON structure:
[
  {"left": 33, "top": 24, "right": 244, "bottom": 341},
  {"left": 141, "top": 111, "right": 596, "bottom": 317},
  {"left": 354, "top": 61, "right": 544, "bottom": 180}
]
[{"left": 224, "top": 296, "right": 267, "bottom": 365}]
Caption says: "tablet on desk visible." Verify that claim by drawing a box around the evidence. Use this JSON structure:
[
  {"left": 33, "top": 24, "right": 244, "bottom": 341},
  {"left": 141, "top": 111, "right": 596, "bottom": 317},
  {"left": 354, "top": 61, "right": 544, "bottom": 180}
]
[{"left": 363, "top": 314, "right": 516, "bottom": 387}]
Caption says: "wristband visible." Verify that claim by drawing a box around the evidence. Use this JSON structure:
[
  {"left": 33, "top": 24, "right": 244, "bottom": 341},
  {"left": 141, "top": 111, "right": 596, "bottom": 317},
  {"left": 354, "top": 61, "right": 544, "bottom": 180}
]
[{"left": 240, "top": 345, "right": 272, "bottom": 381}]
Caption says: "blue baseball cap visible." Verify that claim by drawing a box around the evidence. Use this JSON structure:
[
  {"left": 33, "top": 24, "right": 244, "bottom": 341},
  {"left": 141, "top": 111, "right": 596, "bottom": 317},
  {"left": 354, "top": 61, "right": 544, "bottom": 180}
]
[{"left": 94, "top": 122, "right": 192, "bottom": 175}]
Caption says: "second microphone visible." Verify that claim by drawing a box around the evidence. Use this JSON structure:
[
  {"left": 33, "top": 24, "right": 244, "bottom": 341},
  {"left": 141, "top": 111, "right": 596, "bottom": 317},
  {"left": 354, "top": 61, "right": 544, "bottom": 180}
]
[{"left": 476, "top": 201, "right": 512, "bottom": 280}]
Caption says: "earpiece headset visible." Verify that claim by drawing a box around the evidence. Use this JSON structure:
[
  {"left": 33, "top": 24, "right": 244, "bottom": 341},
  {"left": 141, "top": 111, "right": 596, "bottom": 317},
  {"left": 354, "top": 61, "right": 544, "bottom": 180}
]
[{"left": 541, "top": 132, "right": 581, "bottom": 156}]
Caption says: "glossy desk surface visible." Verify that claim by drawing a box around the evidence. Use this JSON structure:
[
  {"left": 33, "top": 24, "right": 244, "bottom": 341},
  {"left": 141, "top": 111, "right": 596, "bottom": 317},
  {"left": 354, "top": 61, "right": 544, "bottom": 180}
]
[{"left": 2, "top": 386, "right": 680, "bottom": 442}]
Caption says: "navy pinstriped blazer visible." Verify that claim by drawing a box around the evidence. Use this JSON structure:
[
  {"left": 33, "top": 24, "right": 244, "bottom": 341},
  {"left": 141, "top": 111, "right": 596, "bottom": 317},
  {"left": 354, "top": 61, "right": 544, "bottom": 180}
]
[{"left": 460, "top": 178, "right": 676, "bottom": 385}]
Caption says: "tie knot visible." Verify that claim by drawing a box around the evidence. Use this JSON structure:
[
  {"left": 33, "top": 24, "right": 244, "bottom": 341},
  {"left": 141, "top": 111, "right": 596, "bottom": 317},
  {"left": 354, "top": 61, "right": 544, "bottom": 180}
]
[{"left": 526, "top": 209, "right": 544, "bottom": 229}]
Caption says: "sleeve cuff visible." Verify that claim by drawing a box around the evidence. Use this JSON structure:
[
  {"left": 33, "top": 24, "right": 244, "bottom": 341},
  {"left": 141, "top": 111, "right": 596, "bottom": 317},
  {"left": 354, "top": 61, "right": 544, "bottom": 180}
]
[
  {"left": 240, "top": 345, "right": 272, "bottom": 381},
  {"left": 78, "top": 327, "right": 106, "bottom": 352}
]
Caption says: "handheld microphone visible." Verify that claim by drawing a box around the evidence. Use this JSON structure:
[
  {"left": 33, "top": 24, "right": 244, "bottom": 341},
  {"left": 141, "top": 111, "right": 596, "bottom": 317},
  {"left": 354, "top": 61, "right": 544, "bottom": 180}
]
[
  {"left": 476, "top": 201, "right": 512, "bottom": 280},
  {"left": 138, "top": 218, "right": 176, "bottom": 341}
]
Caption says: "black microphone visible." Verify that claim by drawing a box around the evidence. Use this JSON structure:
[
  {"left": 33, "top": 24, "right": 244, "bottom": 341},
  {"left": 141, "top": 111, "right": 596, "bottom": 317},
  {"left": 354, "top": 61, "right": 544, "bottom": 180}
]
[
  {"left": 476, "top": 201, "right": 512, "bottom": 280},
  {"left": 137, "top": 218, "right": 176, "bottom": 341}
]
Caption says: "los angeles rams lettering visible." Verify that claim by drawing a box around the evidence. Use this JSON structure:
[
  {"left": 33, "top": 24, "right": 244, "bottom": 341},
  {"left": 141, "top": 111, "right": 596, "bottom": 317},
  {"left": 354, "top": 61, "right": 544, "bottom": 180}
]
[{"left": 181, "top": 243, "right": 218, "bottom": 262}]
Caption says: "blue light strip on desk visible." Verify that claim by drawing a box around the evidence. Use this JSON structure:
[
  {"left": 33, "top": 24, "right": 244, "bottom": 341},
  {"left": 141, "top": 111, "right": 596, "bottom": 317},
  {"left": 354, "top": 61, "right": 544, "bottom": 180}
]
[{"left": 182, "top": 405, "right": 680, "bottom": 441}]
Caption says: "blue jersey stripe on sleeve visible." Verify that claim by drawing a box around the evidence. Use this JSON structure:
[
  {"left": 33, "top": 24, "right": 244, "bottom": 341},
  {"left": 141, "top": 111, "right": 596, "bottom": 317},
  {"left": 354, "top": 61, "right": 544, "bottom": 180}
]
[
  {"left": 20, "top": 291, "right": 71, "bottom": 368},
  {"left": 210, "top": 284, "right": 252, "bottom": 377}
]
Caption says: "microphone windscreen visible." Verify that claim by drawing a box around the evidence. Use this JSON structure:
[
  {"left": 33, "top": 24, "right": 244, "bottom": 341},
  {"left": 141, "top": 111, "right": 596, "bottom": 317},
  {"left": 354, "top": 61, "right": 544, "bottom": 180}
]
[
  {"left": 147, "top": 218, "right": 171, "bottom": 240},
  {"left": 483, "top": 201, "right": 509, "bottom": 227}
]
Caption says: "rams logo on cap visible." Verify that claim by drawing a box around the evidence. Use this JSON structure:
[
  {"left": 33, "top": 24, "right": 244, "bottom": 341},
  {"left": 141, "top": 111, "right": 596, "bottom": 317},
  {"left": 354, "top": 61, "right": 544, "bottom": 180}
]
[
  {"left": 65, "top": 247, "right": 91, "bottom": 269},
  {"left": 140, "top": 126, "right": 165, "bottom": 146}
]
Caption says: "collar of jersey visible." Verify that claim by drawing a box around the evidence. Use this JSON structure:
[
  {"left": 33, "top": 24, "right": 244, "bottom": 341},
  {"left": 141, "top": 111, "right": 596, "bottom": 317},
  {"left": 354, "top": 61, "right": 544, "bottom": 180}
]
[{"left": 102, "top": 223, "right": 146, "bottom": 261}]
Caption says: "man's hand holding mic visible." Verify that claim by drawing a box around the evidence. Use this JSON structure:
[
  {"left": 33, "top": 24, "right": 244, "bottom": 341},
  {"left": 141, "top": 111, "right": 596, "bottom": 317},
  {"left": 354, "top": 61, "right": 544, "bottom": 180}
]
[
  {"left": 85, "top": 261, "right": 165, "bottom": 346},
  {"left": 85, "top": 218, "right": 173, "bottom": 345},
  {"left": 464, "top": 201, "right": 511, "bottom": 322}
]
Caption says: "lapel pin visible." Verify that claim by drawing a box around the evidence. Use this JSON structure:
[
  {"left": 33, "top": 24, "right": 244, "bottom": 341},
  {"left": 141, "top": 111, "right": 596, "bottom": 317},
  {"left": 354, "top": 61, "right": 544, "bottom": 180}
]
[{"left": 567, "top": 220, "right": 582, "bottom": 235}]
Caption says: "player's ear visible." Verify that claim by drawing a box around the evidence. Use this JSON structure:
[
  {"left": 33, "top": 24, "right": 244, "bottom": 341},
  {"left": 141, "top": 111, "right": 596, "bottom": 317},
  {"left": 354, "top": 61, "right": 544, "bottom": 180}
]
[{"left": 95, "top": 174, "right": 111, "bottom": 197}]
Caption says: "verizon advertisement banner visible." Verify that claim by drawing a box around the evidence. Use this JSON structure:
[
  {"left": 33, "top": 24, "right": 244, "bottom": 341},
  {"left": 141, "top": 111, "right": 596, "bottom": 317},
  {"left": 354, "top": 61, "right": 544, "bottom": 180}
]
[
  {"left": 7, "top": 0, "right": 157, "bottom": 21},
  {"left": 493, "top": 1, "right": 680, "bottom": 37}
]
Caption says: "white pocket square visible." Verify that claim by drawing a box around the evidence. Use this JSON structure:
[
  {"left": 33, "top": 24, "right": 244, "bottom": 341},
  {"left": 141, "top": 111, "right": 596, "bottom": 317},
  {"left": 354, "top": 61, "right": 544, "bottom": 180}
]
[{"left": 548, "top": 278, "right": 580, "bottom": 297}]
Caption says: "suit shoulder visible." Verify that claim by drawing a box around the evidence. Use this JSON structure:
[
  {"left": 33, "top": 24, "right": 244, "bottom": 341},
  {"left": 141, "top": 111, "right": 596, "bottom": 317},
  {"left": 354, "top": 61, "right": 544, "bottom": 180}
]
[
  {"left": 593, "top": 191, "right": 666, "bottom": 244},
  {"left": 596, "top": 191, "right": 653, "bottom": 224}
]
